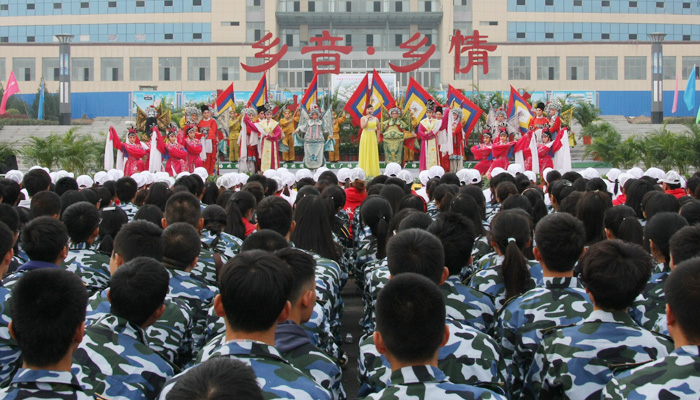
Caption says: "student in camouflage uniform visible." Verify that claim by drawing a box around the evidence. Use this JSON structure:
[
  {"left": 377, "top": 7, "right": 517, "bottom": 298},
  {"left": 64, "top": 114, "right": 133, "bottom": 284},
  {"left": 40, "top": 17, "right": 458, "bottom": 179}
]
[
  {"left": 0, "top": 222, "right": 20, "bottom": 387},
  {"left": 61, "top": 202, "right": 111, "bottom": 295},
  {"left": 524, "top": 240, "right": 673, "bottom": 400},
  {"left": 358, "top": 273, "right": 506, "bottom": 400},
  {"left": 74, "top": 257, "right": 175, "bottom": 399},
  {"left": 167, "top": 357, "right": 263, "bottom": 400},
  {"left": 602, "top": 257, "right": 700, "bottom": 399},
  {"left": 159, "top": 251, "right": 332, "bottom": 400},
  {"left": 0, "top": 269, "right": 91, "bottom": 399},
  {"left": 201, "top": 204, "right": 243, "bottom": 260},
  {"left": 115, "top": 177, "right": 139, "bottom": 221},
  {"left": 497, "top": 213, "right": 592, "bottom": 399}
]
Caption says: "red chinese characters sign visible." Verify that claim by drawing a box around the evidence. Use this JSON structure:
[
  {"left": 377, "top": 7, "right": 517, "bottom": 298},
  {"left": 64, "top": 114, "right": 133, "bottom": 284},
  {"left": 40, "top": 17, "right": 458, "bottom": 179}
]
[{"left": 449, "top": 30, "right": 497, "bottom": 75}]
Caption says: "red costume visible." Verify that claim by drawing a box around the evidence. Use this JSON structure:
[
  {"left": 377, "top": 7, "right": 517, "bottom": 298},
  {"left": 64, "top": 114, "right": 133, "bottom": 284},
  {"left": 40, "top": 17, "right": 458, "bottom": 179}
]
[
  {"left": 109, "top": 126, "right": 146, "bottom": 177},
  {"left": 183, "top": 125, "right": 204, "bottom": 172},
  {"left": 156, "top": 129, "right": 188, "bottom": 176},
  {"left": 487, "top": 137, "right": 514, "bottom": 176},
  {"left": 198, "top": 111, "right": 222, "bottom": 176},
  {"left": 470, "top": 137, "right": 493, "bottom": 176}
]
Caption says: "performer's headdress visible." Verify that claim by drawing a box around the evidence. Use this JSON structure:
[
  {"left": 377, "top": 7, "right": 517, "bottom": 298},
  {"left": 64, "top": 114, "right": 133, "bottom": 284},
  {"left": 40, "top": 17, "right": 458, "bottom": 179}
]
[
  {"left": 184, "top": 104, "right": 200, "bottom": 117},
  {"left": 127, "top": 125, "right": 138, "bottom": 137},
  {"left": 256, "top": 104, "right": 266, "bottom": 114},
  {"left": 435, "top": 105, "right": 443, "bottom": 114},
  {"left": 242, "top": 107, "right": 257, "bottom": 117},
  {"left": 495, "top": 106, "right": 507, "bottom": 118},
  {"left": 426, "top": 99, "right": 436, "bottom": 112},
  {"left": 146, "top": 106, "right": 157, "bottom": 118},
  {"left": 167, "top": 122, "right": 179, "bottom": 136},
  {"left": 263, "top": 102, "right": 273, "bottom": 113},
  {"left": 482, "top": 124, "right": 492, "bottom": 137},
  {"left": 388, "top": 102, "right": 401, "bottom": 116},
  {"left": 546, "top": 98, "right": 562, "bottom": 113},
  {"left": 451, "top": 108, "right": 463, "bottom": 121},
  {"left": 201, "top": 104, "right": 213, "bottom": 113},
  {"left": 309, "top": 104, "right": 321, "bottom": 117},
  {"left": 542, "top": 131, "right": 553, "bottom": 139},
  {"left": 184, "top": 124, "right": 197, "bottom": 134},
  {"left": 536, "top": 102, "right": 545, "bottom": 111}
]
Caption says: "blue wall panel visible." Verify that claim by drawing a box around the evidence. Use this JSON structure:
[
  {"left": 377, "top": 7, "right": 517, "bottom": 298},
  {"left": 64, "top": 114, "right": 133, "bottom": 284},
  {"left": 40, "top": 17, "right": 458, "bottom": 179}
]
[
  {"left": 598, "top": 90, "right": 699, "bottom": 117},
  {"left": 16, "top": 92, "right": 130, "bottom": 119}
]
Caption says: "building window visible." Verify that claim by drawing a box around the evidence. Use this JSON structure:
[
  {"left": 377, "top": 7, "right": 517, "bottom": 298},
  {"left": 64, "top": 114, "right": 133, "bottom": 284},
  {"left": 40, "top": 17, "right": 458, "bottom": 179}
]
[
  {"left": 108, "top": 1, "right": 116, "bottom": 7},
  {"left": 193, "top": 0, "right": 202, "bottom": 5},
  {"left": 81, "top": 2, "right": 89, "bottom": 8},
  {"left": 629, "top": 34, "right": 637, "bottom": 40},
  {"left": 26, "top": 3, "right": 35, "bottom": 9},
  {"left": 656, "top": 1, "right": 663, "bottom": 7},
  {"left": 545, "top": 32, "right": 554, "bottom": 39},
  {"left": 516, "top": 0, "right": 525, "bottom": 4},
  {"left": 478, "top": 56, "right": 501, "bottom": 80},
  {"left": 53, "top": 2, "right": 61, "bottom": 8},
  {"left": 218, "top": 57, "right": 239, "bottom": 81},
  {"left": 545, "top": 0, "right": 553, "bottom": 5},
  {"left": 308, "top": 1, "right": 315, "bottom": 11},
  {"left": 345, "top": 34, "right": 352, "bottom": 46},
  {"left": 72, "top": 58, "right": 93, "bottom": 82},
  {"left": 629, "top": 1, "right": 637, "bottom": 6},
  {"left": 247, "top": 22, "right": 264, "bottom": 42},
  {"left": 424, "top": 1, "right": 431, "bottom": 11},
  {"left": 508, "top": 56, "right": 531, "bottom": 80},
  {"left": 193, "top": 33, "right": 202, "bottom": 40},
  {"left": 366, "top": 34, "right": 374, "bottom": 47},
  {"left": 164, "top": 0, "right": 173, "bottom": 5},
  {"left": 516, "top": 32, "right": 526, "bottom": 39},
  {"left": 188, "top": 57, "right": 210, "bottom": 81},
  {"left": 663, "top": 56, "right": 675, "bottom": 80},
  {"left": 395, "top": 34, "right": 403, "bottom": 47},
  {"left": 159, "top": 57, "right": 181, "bottom": 81},
  {"left": 0, "top": 37, "right": 8, "bottom": 43},
  {"left": 245, "top": 57, "right": 264, "bottom": 81},
  {"left": 573, "top": 33, "right": 582, "bottom": 39},
  {"left": 293, "top": 1, "right": 300, "bottom": 11},
  {"left": 42, "top": 58, "right": 60, "bottom": 81},
  {"left": 567, "top": 57, "right": 588, "bottom": 80},
  {"left": 395, "top": 1, "right": 402, "bottom": 11},
  {"left": 683, "top": 35, "right": 691, "bottom": 41},
  {"left": 0, "top": 58, "right": 5, "bottom": 81},
  {"left": 595, "top": 56, "right": 618, "bottom": 80},
  {"left": 537, "top": 57, "right": 559, "bottom": 80},
  {"left": 601, "top": 0, "right": 609, "bottom": 5},
  {"left": 13, "top": 58, "right": 35, "bottom": 81},
  {"left": 682, "top": 57, "right": 700, "bottom": 79},
  {"left": 164, "top": 33, "right": 173, "bottom": 40},
  {"left": 601, "top": 33, "right": 610, "bottom": 40},
  {"left": 136, "top": 0, "right": 145, "bottom": 6},
  {"left": 0, "top": 4, "right": 7, "bottom": 10},
  {"left": 683, "top": 2, "right": 690, "bottom": 8},
  {"left": 26, "top": 36, "right": 35, "bottom": 43},
  {"left": 374, "top": 1, "right": 381, "bottom": 11},
  {"left": 101, "top": 57, "right": 123, "bottom": 81},
  {"left": 573, "top": 0, "right": 582, "bottom": 5},
  {"left": 346, "top": 2, "right": 351, "bottom": 11},
  {"left": 624, "top": 56, "right": 646, "bottom": 80},
  {"left": 130, "top": 57, "right": 152, "bottom": 81}
]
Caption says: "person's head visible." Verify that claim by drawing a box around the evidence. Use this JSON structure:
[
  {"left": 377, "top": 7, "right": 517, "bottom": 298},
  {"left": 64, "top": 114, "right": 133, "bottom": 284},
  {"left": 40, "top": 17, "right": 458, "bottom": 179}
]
[
  {"left": 115, "top": 177, "right": 138, "bottom": 204},
  {"left": 216, "top": 250, "right": 292, "bottom": 333},
  {"left": 374, "top": 273, "right": 447, "bottom": 365},
  {"left": 98, "top": 205, "right": 128, "bottom": 239},
  {"left": 427, "top": 212, "right": 475, "bottom": 277},
  {"left": 112, "top": 220, "right": 163, "bottom": 274},
  {"left": 164, "top": 191, "right": 203, "bottom": 230},
  {"left": 167, "top": 357, "right": 264, "bottom": 400},
  {"left": 30, "top": 190, "right": 62, "bottom": 219},
  {"left": 9, "top": 269, "right": 87, "bottom": 368},
  {"left": 387, "top": 229, "right": 445, "bottom": 284},
  {"left": 645, "top": 212, "right": 689, "bottom": 265},
  {"left": 62, "top": 202, "right": 100, "bottom": 245},
  {"left": 361, "top": 196, "right": 393, "bottom": 259},
  {"left": 187, "top": 125, "right": 197, "bottom": 139},
  {"left": 256, "top": 195, "right": 293, "bottom": 237},
  {"left": 22, "top": 169, "right": 51, "bottom": 197},
  {"left": 108, "top": 257, "right": 168, "bottom": 327},
  {"left": 680, "top": 199, "right": 700, "bottom": 226},
  {"left": 398, "top": 194, "right": 426, "bottom": 213},
  {"left": 162, "top": 222, "right": 201, "bottom": 272},
  {"left": 241, "top": 229, "right": 291, "bottom": 252},
  {"left": 291, "top": 195, "right": 340, "bottom": 261},
  {"left": 225, "top": 190, "right": 257, "bottom": 240},
  {"left": 521, "top": 186, "right": 548, "bottom": 225},
  {"left": 275, "top": 247, "right": 317, "bottom": 323},
  {"left": 21, "top": 216, "right": 68, "bottom": 264},
  {"left": 549, "top": 179, "right": 574, "bottom": 210},
  {"left": 603, "top": 205, "right": 643, "bottom": 246},
  {"left": 433, "top": 184, "right": 459, "bottom": 212},
  {"left": 489, "top": 173, "right": 516, "bottom": 203},
  {"left": 458, "top": 184, "right": 486, "bottom": 220},
  {"left": 501, "top": 194, "right": 532, "bottom": 215},
  {"left": 534, "top": 213, "right": 585, "bottom": 273},
  {"left": 54, "top": 177, "right": 79, "bottom": 196},
  {"left": 449, "top": 194, "right": 485, "bottom": 236},
  {"left": 625, "top": 179, "right": 659, "bottom": 218},
  {"left": 365, "top": 104, "right": 374, "bottom": 116},
  {"left": 669, "top": 225, "right": 700, "bottom": 268},
  {"left": 642, "top": 191, "right": 680, "bottom": 220},
  {"left": 581, "top": 240, "right": 652, "bottom": 310},
  {"left": 144, "top": 182, "right": 171, "bottom": 211},
  {"left": 283, "top": 109, "right": 291, "bottom": 119},
  {"left": 576, "top": 190, "right": 612, "bottom": 245},
  {"left": 0, "top": 203, "right": 19, "bottom": 240},
  {"left": 664, "top": 257, "right": 700, "bottom": 344},
  {"left": 202, "top": 204, "right": 227, "bottom": 235},
  {"left": 321, "top": 184, "right": 346, "bottom": 214},
  {"left": 0, "top": 222, "right": 14, "bottom": 276},
  {"left": 175, "top": 174, "right": 204, "bottom": 198},
  {"left": 397, "top": 211, "right": 433, "bottom": 232},
  {"left": 0, "top": 179, "right": 21, "bottom": 205},
  {"left": 490, "top": 209, "right": 533, "bottom": 298}
]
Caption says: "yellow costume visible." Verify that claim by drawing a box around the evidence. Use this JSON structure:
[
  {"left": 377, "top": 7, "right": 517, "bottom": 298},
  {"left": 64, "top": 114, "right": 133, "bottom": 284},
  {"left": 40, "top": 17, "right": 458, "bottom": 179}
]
[
  {"left": 404, "top": 116, "right": 420, "bottom": 164},
  {"left": 279, "top": 113, "right": 299, "bottom": 162},
  {"left": 359, "top": 118, "right": 380, "bottom": 177},
  {"left": 228, "top": 114, "right": 241, "bottom": 161},
  {"left": 329, "top": 114, "right": 345, "bottom": 162}
]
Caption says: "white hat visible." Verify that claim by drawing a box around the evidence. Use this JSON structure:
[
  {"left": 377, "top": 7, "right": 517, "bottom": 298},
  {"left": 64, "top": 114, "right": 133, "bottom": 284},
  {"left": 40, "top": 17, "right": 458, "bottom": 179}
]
[
  {"left": 93, "top": 171, "right": 109, "bottom": 186},
  {"left": 76, "top": 175, "right": 94, "bottom": 188},
  {"left": 4, "top": 170, "right": 23, "bottom": 184},
  {"left": 131, "top": 173, "right": 146, "bottom": 188},
  {"left": 660, "top": 170, "right": 682, "bottom": 185},
  {"left": 272, "top": 176, "right": 285, "bottom": 192},
  {"left": 49, "top": 172, "right": 58, "bottom": 184},
  {"left": 176, "top": 171, "right": 191, "bottom": 180},
  {"left": 295, "top": 169, "right": 313, "bottom": 182},
  {"left": 30, "top": 165, "right": 49, "bottom": 174},
  {"left": 542, "top": 168, "right": 554, "bottom": 181},
  {"left": 455, "top": 169, "right": 469, "bottom": 185},
  {"left": 337, "top": 168, "right": 351, "bottom": 183},
  {"left": 606, "top": 168, "right": 621, "bottom": 182},
  {"left": 276, "top": 167, "right": 289, "bottom": 175},
  {"left": 238, "top": 173, "right": 249, "bottom": 185},
  {"left": 490, "top": 167, "right": 506, "bottom": 177},
  {"left": 467, "top": 169, "right": 482, "bottom": 185},
  {"left": 281, "top": 171, "right": 295, "bottom": 188},
  {"left": 216, "top": 176, "right": 226, "bottom": 187},
  {"left": 155, "top": 173, "right": 173, "bottom": 187},
  {"left": 580, "top": 167, "right": 600, "bottom": 180},
  {"left": 350, "top": 167, "right": 366, "bottom": 182},
  {"left": 313, "top": 167, "right": 330, "bottom": 182},
  {"left": 644, "top": 167, "right": 665, "bottom": 181},
  {"left": 141, "top": 171, "right": 155, "bottom": 186},
  {"left": 397, "top": 170, "right": 414, "bottom": 186},
  {"left": 384, "top": 162, "right": 402, "bottom": 177},
  {"left": 193, "top": 167, "right": 208, "bottom": 182},
  {"left": 263, "top": 169, "right": 279, "bottom": 179},
  {"left": 107, "top": 169, "right": 124, "bottom": 181},
  {"left": 617, "top": 173, "right": 633, "bottom": 188},
  {"left": 524, "top": 171, "right": 537, "bottom": 182},
  {"left": 419, "top": 170, "right": 430, "bottom": 186},
  {"left": 627, "top": 167, "right": 644, "bottom": 179},
  {"left": 427, "top": 166, "right": 445, "bottom": 179},
  {"left": 507, "top": 164, "right": 524, "bottom": 176}
]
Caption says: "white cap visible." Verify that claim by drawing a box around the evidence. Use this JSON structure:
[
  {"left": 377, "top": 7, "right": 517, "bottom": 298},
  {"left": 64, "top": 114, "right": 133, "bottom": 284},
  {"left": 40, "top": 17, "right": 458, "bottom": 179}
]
[
  {"left": 627, "top": 167, "right": 644, "bottom": 179},
  {"left": 419, "top": 170, "right": 430, "bottom": 186},
  {"left": 76, "top": 175, "right": 94, "bottom": 188},
  {"left": 490, "top": 167, "right": 506, "bottom": 177},
  {"left": 263, "top": 169, "right": 279, "bottom": 179},
  {"left": 49, "top": 172, "right": 58, "bottom": 184},
  {"left": 427, "top": 165, "right": 445, "bottom": 179},
  {"left": 617, "top": 173, "right": 633, "bottom": 188},
  {"left": 142, "top": 171, "right": 155, "bottom": 186},
  {"left": 455, "top": 169, "right": 469, "bottom": 185},
  {"left": 337, "top": 168, "right": 351, "bottom": 183},
  {"left": 350, "top": 167, "right": 366, "bottom": 182},
  {"left": 131, "top": 173, "right": 146, "bottom": 188},
  {"left": 216, "top": 176, "right": 226, "bottom": 187},
  {"left": 507, "top": 164, "right": 524, "bottom": 176},
  {"left": 107, "top": 169, "right": 124, "bottom": 181},
  {"left": 155, "top": 173, "right": 173, "bottom": 187},
  {"left": 93, "top": 171, "right": 109, "bottom": 186},
  {"left": 4, "top": 170, "right": 23, "bottom": 184},
  {"left": 295, "top": 169, "right": 313, "bottom": 182},
  {"left": 524, "top": 170, "right": 537, "bottom": 182},
  {"left": 644, "top": 167, "right": 665, "bottom": 181},
  {"left": 30, "top": 165, "right": 50, "bottom": 174},
  {"left": 272, "top": 176, "right": 285, "bottom": 192},
  {"left": 384, "top": 162, "right": 402, "bottom": 177},
  {"left": 277, "top": 167, "right": 289, "bottom": 174},
  {"left": 542, "top": 168, "right": 554, "bottom": 181},
  {"left": 606, "top": 168, "right": 621, "bottom": 181},
  {"left": 467, "top": 169, "right": 482, "bottom": 185},
  {"left": 176, "top": 171, "right": 191, "bottom": 180},
  {"left": 193, "top": 167, "right": 208, "bottom": 182},
  {"left": 397, "top": 170, "right": 414, "bottom": 186},
  {"left": 313, "top": 167, "right": 330, "bottom": 182},
  {"left": 580, "top": 167, "right": 600, "bottom": 180},
  {"left": 238, "top": 173, "right": 249, "bottom": 185},
  {"left": 660, "top": 170, "right": 682, "bottom": 185},
  {"left": 281, "top": 171, "right": 295, "bottom": 188}
]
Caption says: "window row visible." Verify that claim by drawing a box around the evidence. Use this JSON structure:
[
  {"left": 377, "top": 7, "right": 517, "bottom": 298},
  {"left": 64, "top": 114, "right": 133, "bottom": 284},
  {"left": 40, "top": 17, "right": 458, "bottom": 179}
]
[
  {"left": 277, "top": 0, "right": 432, "bottom": 12},
  {"left": 509, "top": 0, "right": 696, "bottom": 14},
  {"left": 0, "top": 0, "right": 209, "bottom": 16}
]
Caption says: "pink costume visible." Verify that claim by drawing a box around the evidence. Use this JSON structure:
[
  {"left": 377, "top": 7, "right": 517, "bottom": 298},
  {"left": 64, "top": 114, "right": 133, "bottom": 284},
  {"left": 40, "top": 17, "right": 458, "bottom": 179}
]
[
  {"left": 109, "top": 126, "right": 146, "bottom": 177},
  {"left": 182, "top": 125, "right": 204, "bottom": 172},
  {"left": 470, "top": 142, "right": 493, "bottom": 176},
  {"left": 487, "top": 138, "right": 514, "bottom": 176},
  {"left": 156, "top": 130, "right": 188, "bottom": 176},
  {"left": 243, "top": 115, "right": 283, "bottom": 172}
]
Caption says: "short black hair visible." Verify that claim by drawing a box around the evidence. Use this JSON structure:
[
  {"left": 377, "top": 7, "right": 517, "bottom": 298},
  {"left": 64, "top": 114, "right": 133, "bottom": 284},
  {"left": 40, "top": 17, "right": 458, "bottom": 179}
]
[
  {"left": 256, "top": 196, "right": 292, "bottom": 237},
  {"left": 22, "top": 169, "right": 51, "bottom": 197},
  {"left": 115, "top": 177, "right": 138, "bottom": 204},
  {"left": 496, "top": 181, "right": 518, "bottom": 203},
  {"left": 545, "top": 170, "right": 562, "bottom": 185},
  {"left": 669, "top": 225, "right": 700, "bottom": 266},
  {"left": 0, "top": 203, "right": 19, "bottom": 233},
  {"left": 241, "top": 229, "right": 291, "bottom": 253},
  {"left": 427, "top": 212, "right": 475, "bottom": 276},
  {"left": 30, "top": 190, "right": 62, "bottom": 218},
  {"left": 164, "top": 191, "right": 202, "bottom": 228},
  {"left": 561, "top": 171, "right": 582, "bottom": 183},
  {"left": 62, "top": 202, "right": 100, "bottom": 244},
  {"left": 275, "top": 247, "right": 316, "bottom": 302},
  {"left": 581, "top": 240, "right": 652, "bottom": 310},
  {"left": 134, "top": 204, "right": 164, "bottom": 228},
  {"left": 397, "top": 212, "right": 433, "bottom": 232},
  {"left": 94, "top": 187, "right": 112, "bottom": 209},
  {"left": 549, "top": 179, "right": 575, "bottom": 206},
  {"left": 218, "top": 250, "right": 292, "bottom": 332},
  {"left": 534, "top": 213, "right": 585, "bottom": 272},
  {"left": 167, "top": 357, "right": 263, "bottom": 400},
  {"left": 109, "top": 257, "right": 169, "bottom": 326},
  {"left": 10, "top": 269, "right": 87, "bottom": 367},
  {"left": 0, "top": 179, "right": 21, "bottom": 205},
  {"left": 58, "top": 190, "right": 86, "bottom": 217},
  {"left": 387, "top": 229, "right": 444, "bottom": 284},
  {"left": 162, "top": 222, "right": 201, "bottom": 271},
  {"left": 54, "top": 177, "right": 79, "bottom": 196},
  {"left": 680, "top": 200, "right": 700, "bottom": 226},
  {"left": 559, "top": 191, "right": 582, "bottom": 216},
  {"left": 376, "top": 273, "right": 445, "bottom": 363},
  {"left": 21, "top": 216, "right": 68, "bottom": 263},
  {"left": 243, "top": 181, "right": 265, "bottom": 203},
  {"left": 113, "top": 220, "right": 164, "bottom": 262},
  {"left": 644, "top": 212, "right": 689, "bottom": 264},
  {"left": 642, "top": 191, "right": 679, "bottom": 220},
  {"left": 665, "top": 257, "right": 700, "bottom": 342},
  {"left": 0, "top": 222, "right": 14, "bottom": 258},
  {"left": 80, "top": 188, "right": 100, "bottom": 209}
]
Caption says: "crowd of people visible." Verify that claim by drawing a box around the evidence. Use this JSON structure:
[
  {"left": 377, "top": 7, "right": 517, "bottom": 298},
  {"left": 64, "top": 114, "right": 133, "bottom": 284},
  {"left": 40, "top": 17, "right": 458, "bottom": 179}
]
[{"left": 0, "top": 159, "right": 699, "bottom": 399}]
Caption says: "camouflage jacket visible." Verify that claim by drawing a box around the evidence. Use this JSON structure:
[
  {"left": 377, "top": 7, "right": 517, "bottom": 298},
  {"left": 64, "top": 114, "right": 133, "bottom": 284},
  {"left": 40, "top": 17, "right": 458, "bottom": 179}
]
[
  {"left": 200, "top": 230, "right": 241, "bottom": 260},
  {"left": 62, "top": 243, "right": 111, "bottom": 295},
  {"left": 162, "top": 339, "right": 332, "bottom": 400},
  {"left": 0, "top": 284, "right": 20, "bottom": 388},
  {"left": 630, "top": 271, "right": 668, "bottom": 334},
  {"left": 523, "top": 310, "right": 673, "bottom": 400},
  {"left": 426, "top": 200, "right": 439, "bottom": 219},
  {"left": 601, "top": 345, "right": 700, "bottom": 399},
  {"left": 496, "top": 276, "right": 592, "bottom": 399},
  {"left": 461, "top": 236, "right": 495, "bottom": 280},
  {"left": 467, "top": 260, "right": 544, "bottom": 308},
  {"left": 118, "top": 202, "right": 139, "bottom": 222},
  {"left": 0, "top": 368, "right": 94, "bottom": 399},
  {"left": 72, "top": 314, "right": 175, "bottom": 400},
  {"left": 358, "top": 365, "right": 507, "bottom": 400},
  {"left": 189, "top": 246, "right": 222, "bottom": 287},
  {"left": 358, "top": 319, "right": 506, "bottom": 396},
  {"left": 164, "top": 267, "right": 217, "bottom": 312}
]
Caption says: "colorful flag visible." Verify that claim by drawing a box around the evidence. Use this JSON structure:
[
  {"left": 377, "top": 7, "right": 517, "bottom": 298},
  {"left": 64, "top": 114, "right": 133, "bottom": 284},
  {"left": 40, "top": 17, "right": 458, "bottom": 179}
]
[
  {"left": 447, "top": 85, "right": 484, "bottom": 138},
  {"left": 215, "top": 83, "right": 235, "bottom": 114},
  {"left": 370, "top": 69, "right": 395, "bottom": 117},
  {"left": 0, "top": 71, "right": 20, "bottom": 115},
  {"left": 301, "top": 73, "right": 318, "bottom": 111},
  {"left": 672, "top": 74, "right": 679, "bottom": 114},
  {"left": 37, "top": 78, "right": 45, "bottom": 120},
  {"left": 403, "top": 76, "right": 434, "bottom": 122},
  {"left": 684, "top": 65, "right": 696, "bottom": 112},
  {"left": 247, "top": 72, "right": 267, "bottom": 108},
  {"left": 507, "top": 86, "right": 533, "bottom": 133},
  {"left": 343, "top": 72, "right": 369, "bottom": 126}
]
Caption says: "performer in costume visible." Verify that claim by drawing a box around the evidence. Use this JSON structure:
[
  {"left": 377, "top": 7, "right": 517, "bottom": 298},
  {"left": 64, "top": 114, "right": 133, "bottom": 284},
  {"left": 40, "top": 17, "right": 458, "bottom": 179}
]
[
  {"left": 471, "top": 127, "right": 494, "bottom": 176},
  {"left": 528, "top": 102, "right": 549, "bottom": 131},
  {"left": 156, "top": 123, "right": 188, "bottom": 176},
  {"left": 238, "top": 107, "right": 260, "bottom": 173},
  {"left": 487, "top": 130, "right": 514, "bottom": 177},
  {"left": 416, "top": 100, "right": 445, "bottom": 171},
  {"left": 404, "top": 108, "right": 420, "bottom": 164},
  {"left": 294, "top": 105, "right": 333, "bottom": 170},
  {"left": 546, "top": 99, "right": 562, "bottom": 135},
  {"left": 537, "top": 131, "right": 558, "bottom": 175},
  {"left": 109, "top": 125, "right": 147, "bottom": 177},
  {"left": 183, "top": 124, "right": 204, "bottom": 172},
  {"left": 329, "top": 111, "right": 345, "bottom": 162},
  {"left": 381, "top": 105, "right": 408, "bottom": 165},
  {"left": 435, "top": 106, "right": 451, "bottom": 172},
  {"left": 494, "top": 106, "right": 514, "bottom": 141},
  {"left": 359, "top": 104, "right": 381, "bottom": 177},
  {"left": 279, "top": 108, "right": 299, "bottom": 162},
  {"left": 228, "top": 109, "right": 241, "bottom": 162},
  {"left": 243, "top": 102, "right": 283, "bottom": 172},
  {"left": 198, "top": 105, "right": 222, "bottom": 176},
  {"left": 180, "top": 104, "right": 201, "bottom": 128},
  {"left": 448, "top": 108, "right": 467, "bottom": 173}
]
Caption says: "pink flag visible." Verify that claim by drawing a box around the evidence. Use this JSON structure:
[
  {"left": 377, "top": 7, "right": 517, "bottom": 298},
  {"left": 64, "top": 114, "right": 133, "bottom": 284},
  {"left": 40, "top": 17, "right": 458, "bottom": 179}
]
[
  {"left": 672, "top": 73, "right": 679, "bottom": 114},
  {"left": 0, "top": 71, "right": 20, "bottom": 115}
]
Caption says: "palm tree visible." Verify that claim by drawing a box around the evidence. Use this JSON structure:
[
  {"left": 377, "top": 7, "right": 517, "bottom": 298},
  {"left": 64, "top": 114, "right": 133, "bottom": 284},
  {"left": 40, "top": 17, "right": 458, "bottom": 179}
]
[{"left": 20, "top": 134, "right": 62, "bottom": 169}]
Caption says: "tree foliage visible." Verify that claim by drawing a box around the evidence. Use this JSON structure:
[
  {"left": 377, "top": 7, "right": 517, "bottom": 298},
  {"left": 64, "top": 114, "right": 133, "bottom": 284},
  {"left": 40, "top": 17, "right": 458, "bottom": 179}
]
[{"left": 20, "top": 128, "right": 105, "bottom": 174}]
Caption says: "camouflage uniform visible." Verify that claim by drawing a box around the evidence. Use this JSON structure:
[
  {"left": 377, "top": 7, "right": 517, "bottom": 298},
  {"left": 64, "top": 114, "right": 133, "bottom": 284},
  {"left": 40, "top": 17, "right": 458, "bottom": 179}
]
[
  {"left": 62, "top": 242, "right": 111, "bottom": 295},
  {"left": 200, "top": 230, "right": 242, "bottom": 260},
  {"left": 358, "top": 365, "right": 507, "bottom": 400},
  {"left": 118, "top": 202, "right": 139, "bottom": 222},
  {"left": 496, "top": 277, "right": 592, "bottom": 399},
  {"left": 72, "top": 313, "right": 175, "bottom": 400},
  {"left": 461, "top": 236, "right": 495, "bottom": 280},
  {"left": 0, "top": 369, "right": 94, "bottom": 399},
  {"left": 601, "top": 345, "right": 700, "bottom": 399},
  {"left": 467, "top": 260, "right": 544, "bottom": 308},
  {"left": 0, "top": 284, "right": 20, "bottom": 388},
  {"left": 161, "top": 339, "right": 333, "bottom": 400},
  {"left": 358, "top": 319, "right": 506, "bottom": 396},
  {"left": 190, "top": 246, "right": 222, "bottom": 287},
  {"left": 523, "top": 310, "right": 673, "bottom": 400},
  {"left": 630, "top": 271, "right": 668, "bottom": 334},
  {"left": 426, "top": 200, "right": 438, "bottom": 219}
]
